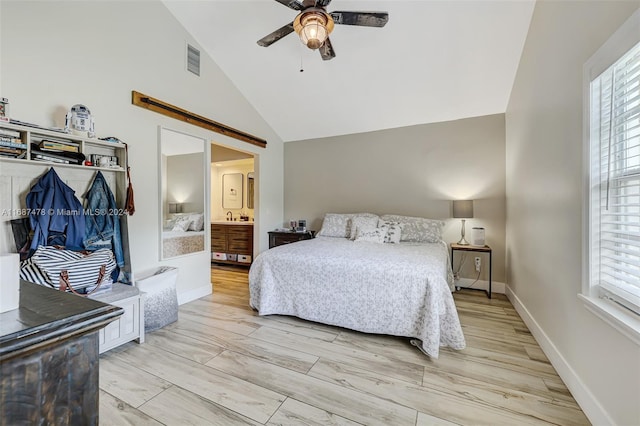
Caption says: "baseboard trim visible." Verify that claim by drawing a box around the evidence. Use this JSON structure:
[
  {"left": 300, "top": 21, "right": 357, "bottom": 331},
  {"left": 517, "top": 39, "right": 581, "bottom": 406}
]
[
  {"left": 455, "top": 278, "right": 505, "bottom": 294},
  {"left": 505, "top": 285, "right": 613, "bottom": 426},
  {"left": 178, "top": 284, "right": 212, "bottom": 305}
]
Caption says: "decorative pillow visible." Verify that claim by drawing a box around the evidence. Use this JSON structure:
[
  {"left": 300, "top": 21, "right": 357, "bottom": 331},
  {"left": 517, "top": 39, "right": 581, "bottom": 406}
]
[
  {"left": 317, "top": 213, "right": 352, "bottom": 238},
  {"left": 171, "top": 215, "right": 192, "bottom": 232},
  {"left": 354, "top": 225, "right": 387, "bottom": 243},
  {"left": 380, "top": 214, "right": 444, "bottom": 243},
  {"left": 349, "top": 215, "right": 380, "bottom": 240},
  {"left": 378, "top": 220, "right": 404, "bottom": 244},
  {"left": 318, "top": 213, "right": 379, "bottom": 238},
  {"left": 187, "top": 213, "right": 205, "bottom": 231}
]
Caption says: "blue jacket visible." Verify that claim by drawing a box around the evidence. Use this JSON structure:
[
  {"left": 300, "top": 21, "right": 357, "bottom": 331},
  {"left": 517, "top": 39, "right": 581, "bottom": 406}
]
[
  {"left": 26, "top": 168, "right": 85, "bottom": 252},
  {"left": 83, "top": 171, "right": 124, "bottom": 269}
]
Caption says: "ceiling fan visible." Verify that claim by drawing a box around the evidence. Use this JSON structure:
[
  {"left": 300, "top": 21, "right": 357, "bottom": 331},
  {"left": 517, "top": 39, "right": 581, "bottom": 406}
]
[{"left": 257, "top": 0, "right": 389, "bottom": 61}]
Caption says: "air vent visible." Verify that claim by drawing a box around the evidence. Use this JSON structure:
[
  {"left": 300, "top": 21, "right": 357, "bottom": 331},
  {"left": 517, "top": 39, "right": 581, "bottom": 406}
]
[{"left": 186, "top": 43, "right": 200, "bottom": 76}]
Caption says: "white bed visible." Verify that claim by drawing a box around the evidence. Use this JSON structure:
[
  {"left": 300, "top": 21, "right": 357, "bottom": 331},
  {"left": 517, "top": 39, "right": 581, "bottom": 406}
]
[
  {"left": 249, "top": 234, "right": 466, "bottom": 358},
  {"left": 162, "top": 230, "right": 205, "bottom": 258},
  {"left": 162, "top": 212, "right": 206, "bottom": 258}
]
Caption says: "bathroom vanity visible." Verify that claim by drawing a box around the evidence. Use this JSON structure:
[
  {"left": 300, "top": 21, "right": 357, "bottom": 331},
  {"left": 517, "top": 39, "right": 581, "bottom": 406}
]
[{"left": 211, "top": 222, "right": 253, "bottom": 266}]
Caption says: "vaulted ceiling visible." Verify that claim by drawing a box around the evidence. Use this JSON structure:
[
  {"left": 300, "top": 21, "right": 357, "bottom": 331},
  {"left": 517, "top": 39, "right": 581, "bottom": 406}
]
[{"left": 163, "top": 0, "right": 535, "bottom": 142}]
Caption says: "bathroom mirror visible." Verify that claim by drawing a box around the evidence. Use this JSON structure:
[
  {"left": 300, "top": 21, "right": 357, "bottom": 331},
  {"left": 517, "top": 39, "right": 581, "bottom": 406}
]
[
  {"left": 222, "top": 173, "right": 243, "bottom": 209},
  {"left": 159, "top": 127, "right": 207, "bottom": 260},
  {"left": 247, "top": 172, "right": 254, "bottom": 209}
]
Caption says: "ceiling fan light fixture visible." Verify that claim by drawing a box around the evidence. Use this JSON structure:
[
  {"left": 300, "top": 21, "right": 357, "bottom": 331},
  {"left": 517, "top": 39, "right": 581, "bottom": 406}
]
[{"left": 294, "top": 10, "right": 334, "bottom": 50}]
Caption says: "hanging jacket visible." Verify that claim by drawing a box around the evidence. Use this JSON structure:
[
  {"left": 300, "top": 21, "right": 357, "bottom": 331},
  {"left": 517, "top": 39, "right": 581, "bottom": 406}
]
[
  {"left": 26, "top": 168, "right": 85, "bottom": 252},
  {"left": 83, "top": 171, "right": 124, "bottom": 269}
]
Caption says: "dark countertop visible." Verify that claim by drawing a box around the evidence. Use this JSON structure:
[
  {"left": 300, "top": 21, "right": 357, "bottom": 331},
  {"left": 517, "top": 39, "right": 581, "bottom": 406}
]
[{"left": 0, "top": 280, "right": 123, "bottom": 361}]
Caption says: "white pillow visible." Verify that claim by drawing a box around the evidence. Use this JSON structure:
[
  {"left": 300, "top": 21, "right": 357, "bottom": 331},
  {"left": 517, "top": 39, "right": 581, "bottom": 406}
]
[
  {"left": 172, "top": 215, "right": 192, "bottom": 232},
  {"left": 354, "top": 225, "right": 387, "bottom": 243},
  {"left": 349, "top": 215, "right": 380, "bottom": 240},
  {"left": 163, "top": 217, "right": 177, "bottom": 231},
  {"left": 380, "top": 214, "right": 444, "bottom": 243},
  {"left": 187, "top": 213, "right": 205, "bottom": 231}
]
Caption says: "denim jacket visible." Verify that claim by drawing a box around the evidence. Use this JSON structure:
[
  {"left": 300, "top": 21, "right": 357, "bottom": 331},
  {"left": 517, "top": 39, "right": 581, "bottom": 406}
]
[
  {"left": 83, "top": 171, "right": 124, "bottom": 269},
  {"left": 26, "top": 168, "right": 85, "bottom": 252}
]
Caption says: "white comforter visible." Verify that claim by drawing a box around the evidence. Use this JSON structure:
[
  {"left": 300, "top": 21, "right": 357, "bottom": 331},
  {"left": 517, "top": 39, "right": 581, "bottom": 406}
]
[{"left": 249, "top": 237, "right": 465, "bottom": 358}]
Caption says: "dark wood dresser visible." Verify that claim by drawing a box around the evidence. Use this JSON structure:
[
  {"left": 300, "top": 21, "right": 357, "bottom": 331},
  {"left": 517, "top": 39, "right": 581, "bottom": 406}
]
[
  {"left": 268, "top": 230, "right": 315, "bottom": 249},
  {"left": 0, "top": 281, "right": 122, "bottom": 425}
]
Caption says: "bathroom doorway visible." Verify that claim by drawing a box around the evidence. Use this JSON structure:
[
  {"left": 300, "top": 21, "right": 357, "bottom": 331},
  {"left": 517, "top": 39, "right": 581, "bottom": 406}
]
[
  {"left": 210, "top": 144, "right": 255, "bottom": 223},
  {"left": 210, "top": 143, "right": 256, "bottom": 277}
]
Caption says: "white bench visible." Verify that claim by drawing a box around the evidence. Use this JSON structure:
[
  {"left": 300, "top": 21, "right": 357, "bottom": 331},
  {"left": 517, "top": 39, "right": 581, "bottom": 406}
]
[{"left": 91, "top": 283, "right": 144, "bottom": 353}]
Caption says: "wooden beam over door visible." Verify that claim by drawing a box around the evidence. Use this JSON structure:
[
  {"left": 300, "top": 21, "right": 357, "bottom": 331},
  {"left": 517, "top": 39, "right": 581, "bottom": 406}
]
[{"left": 131, "top": 91, "right": 267, "bottom": 148}]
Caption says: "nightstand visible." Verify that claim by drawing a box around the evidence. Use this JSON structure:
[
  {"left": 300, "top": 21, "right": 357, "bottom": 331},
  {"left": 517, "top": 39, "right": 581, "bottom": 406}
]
[
  {"left": 268, "top": 230, "right": 315, "bottom": 249},
  {"left": 450, "top": 243, "right": 492, "bottom": 299}
]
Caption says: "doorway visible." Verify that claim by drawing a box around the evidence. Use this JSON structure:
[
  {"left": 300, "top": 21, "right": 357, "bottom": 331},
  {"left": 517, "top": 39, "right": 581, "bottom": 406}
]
[
  {"left": 210, "top": 143, "right": 255, "bottom": 222},
  {"left": 210, "top": 143, "right": 256, "bottom": 282}
]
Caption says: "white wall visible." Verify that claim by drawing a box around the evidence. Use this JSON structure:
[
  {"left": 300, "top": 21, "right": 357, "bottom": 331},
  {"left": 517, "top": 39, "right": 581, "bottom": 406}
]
[
  {"left": 284, "top": 114, "right": 506, "bottom": 284},
  {"left": 505, "top": 1, "right": 640, "bottom": 424},
  {"left": 0, "top": 1, "right": 284, "bottom": 302}
]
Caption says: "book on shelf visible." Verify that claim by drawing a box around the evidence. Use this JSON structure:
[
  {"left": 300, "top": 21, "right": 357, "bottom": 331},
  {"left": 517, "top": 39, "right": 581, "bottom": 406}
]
[
  {"left": 0, "top": 151, "right": 27, "bottom": 159},
  {"left": 0, "top": 146, "right": 25, "bottom": 158},
  {"left": 31, "top": 134, "right": 79, "bottom": 146},
  {"left": 38, "top": 139, "right": 79, "bottom": 153},
  {"left": 0, "top": 145, "right": 22, "bottom": 153},
  {"left": 31, "top": 152, "right": 71, "bottom": 164},
  {"left": 0, "top": 139, "right": 26, "bottom": 149},
  {"left": 30, "top": 142, "right": 85, "bottom": 165}
]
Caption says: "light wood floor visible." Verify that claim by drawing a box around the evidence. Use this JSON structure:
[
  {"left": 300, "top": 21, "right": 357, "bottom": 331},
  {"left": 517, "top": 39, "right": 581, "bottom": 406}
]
[{"left": 98, "top": 267, "right": 590, "bottom": 425}]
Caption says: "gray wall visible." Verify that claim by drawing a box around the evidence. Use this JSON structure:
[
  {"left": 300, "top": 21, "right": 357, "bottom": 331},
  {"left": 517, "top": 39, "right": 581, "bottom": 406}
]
[
  {"left": 284, "top": 114, "right": 506, "bottom": 283},
  {"left": 167, "top": 153, "right": 205, "bottom": 214},
  {"left": 506, "top": 1, "right": 640, "bottom": 424}
]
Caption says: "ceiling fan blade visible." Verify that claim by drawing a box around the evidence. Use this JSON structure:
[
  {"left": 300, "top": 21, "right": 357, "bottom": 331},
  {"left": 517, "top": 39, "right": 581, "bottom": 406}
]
[
  {"left": 330, "top": 11, "right": 389, "bottom": 27},
  {"left": 257, "top": 22, "right": 295, "bottom": 47},
  {"left": 315, "top": 0, "right": 333, "bottom": 6},
  {"left": 319, "top": 37, "right": 336, "bottom": 61},
  {"left": 274, "top": 0, "right": 304, "bottom": 11}
]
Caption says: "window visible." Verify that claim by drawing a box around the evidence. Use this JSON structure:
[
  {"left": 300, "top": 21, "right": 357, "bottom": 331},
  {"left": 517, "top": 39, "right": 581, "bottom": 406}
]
[
  {"left": 583, "top": 10, "right": 640, "bottom": 342},
  {"left": 589, "top": 40, "right": 640, "bottom": 315}
]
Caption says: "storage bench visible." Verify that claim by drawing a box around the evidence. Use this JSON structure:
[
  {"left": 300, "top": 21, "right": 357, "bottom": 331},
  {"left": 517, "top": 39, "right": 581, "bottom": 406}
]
[{"left": 90, "top": 283, "right": 144, "bottom": 353}]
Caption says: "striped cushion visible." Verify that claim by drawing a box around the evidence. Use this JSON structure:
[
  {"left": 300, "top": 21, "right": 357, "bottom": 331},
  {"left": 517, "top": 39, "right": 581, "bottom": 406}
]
[{"left": 32, "top": 246, "right": 116, "bottom": 291}]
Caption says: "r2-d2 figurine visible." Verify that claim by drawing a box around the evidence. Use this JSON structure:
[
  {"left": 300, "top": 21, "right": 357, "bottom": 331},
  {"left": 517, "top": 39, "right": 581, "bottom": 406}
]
[{"left": 65, "top": 104, "right": 95, "bottom": 137}]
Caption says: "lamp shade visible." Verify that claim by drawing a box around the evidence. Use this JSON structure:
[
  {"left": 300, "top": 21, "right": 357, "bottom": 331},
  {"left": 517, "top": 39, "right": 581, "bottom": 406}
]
[
  {"left": 169, "top": 202, "right": 182, "bottom": 214},
  {"left": 452, "top": 200, "right": 474, "bottom": 218}
]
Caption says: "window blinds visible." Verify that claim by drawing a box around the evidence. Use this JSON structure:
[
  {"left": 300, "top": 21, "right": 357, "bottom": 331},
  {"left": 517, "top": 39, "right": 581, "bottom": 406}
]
[{"left": 591, "top": 42, "right": 640, "bottom": 315}]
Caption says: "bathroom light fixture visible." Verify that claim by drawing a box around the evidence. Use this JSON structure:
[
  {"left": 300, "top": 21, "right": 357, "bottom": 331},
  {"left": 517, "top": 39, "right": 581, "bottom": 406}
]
[
  {"left": 293, "top": 10, "right": 334, "bottom": 50},
  {"left": 452, "top": 200, "right": 474, "bottom": 245}
]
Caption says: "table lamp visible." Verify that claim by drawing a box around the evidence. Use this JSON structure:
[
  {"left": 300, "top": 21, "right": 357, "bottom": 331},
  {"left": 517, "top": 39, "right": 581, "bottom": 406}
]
[{"left": 453, "top": 200, "right": 474, "bottom": 245}]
